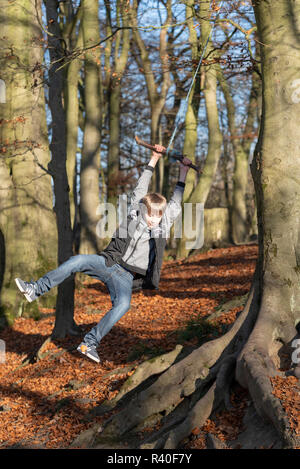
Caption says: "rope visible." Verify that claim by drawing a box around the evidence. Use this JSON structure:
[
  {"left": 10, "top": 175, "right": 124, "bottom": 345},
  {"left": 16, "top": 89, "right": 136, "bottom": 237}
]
[{"left": 166, "top": 0, "right": 225, "bottom": 158}]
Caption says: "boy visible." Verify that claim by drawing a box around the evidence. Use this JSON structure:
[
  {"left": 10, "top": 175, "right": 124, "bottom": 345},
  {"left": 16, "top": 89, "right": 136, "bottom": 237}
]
[{"left": 15, "top": 144, "right": 192, "bottom": 363}]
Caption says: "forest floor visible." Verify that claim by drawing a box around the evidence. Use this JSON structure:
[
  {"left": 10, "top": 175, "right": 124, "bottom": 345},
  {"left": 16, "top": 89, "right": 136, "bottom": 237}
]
[{"left": 0, "top": 244, "right": 299, "bottom": 449}]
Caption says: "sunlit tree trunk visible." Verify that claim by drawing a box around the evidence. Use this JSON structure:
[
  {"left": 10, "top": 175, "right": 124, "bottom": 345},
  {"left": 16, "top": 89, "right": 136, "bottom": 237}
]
[
  {"left": 106, "top": 0, "right": 131, "bottom": 212},
  {"left": 64, "top": 7, "right": 83, "bottom": 241},
  {"left": 0, "top": 0, "right": 57, "bottom": 320},
  {"left": 44, "top": 0, "right": 80, "bottom": 339},
  {"left": 130, "top": 0, "right": 172, "bottom": 193},
  {"left": 182, "top": 0, "right": 201, "bottom": 203},
  {"left": 177, "top": 1, "right": 222, "bottom": 258},
  {"left": 217, "top": 51, "right": 261, "bottom": 244},
  {"left": 79, "top": 0, "right": 102, "bottom": 254}
]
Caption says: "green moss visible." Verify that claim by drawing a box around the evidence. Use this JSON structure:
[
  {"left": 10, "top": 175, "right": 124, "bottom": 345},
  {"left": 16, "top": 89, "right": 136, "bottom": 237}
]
[
  {"left": 175, "top": 315, "right": 220, "bottom": 346},
  {"left": 0, "top": 304, "right": 14, "bottom": 329},
  {"left": 127, "top": 342, "right": 166, "bottom": 362},
  {"left": 0, "top": 287, "right": 18, "bottom": 327},
  {"left": 34, "top": 250, "right": 57, "bottom": 280},
  {"left": 37, "top": 293, "right": 57, "bottom": 308},
  {"left": 22, "top": 300, "right": 41, "bottom": 320},
  {"left": 283, "top": 278, "right": 293, "bottom": 288},
  {"left": 269, "top": 243, "right": 278, "bottom": 257},
  {"left": 294, "top": 265, "right": 300, "bottom": 276},
  {"left": 75, "top": 274, "right": 86, "bottom": 291}
]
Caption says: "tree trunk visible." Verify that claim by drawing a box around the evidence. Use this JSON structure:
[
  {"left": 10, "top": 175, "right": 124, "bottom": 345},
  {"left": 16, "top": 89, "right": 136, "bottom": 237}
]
[
  {"left": 106, "top": 0, "right": 131, "bottom": 212},
  {"left": 71, "top": 0, "right": 300, "bottom": 450},
  {"left": 65, "top": 10, "right": 83, "bottom": 241},
  {"left": 217, "top": 53, "right": 261, "bottom": 245},
  {"left": 0, "top": 0, "right": 57, "bottom": 320},
  {"left": 182, "top": 0, "right": 201, "bottom": 203},
  {"left": 177, "top": 1, "right": 223, "bottom": 258},
  {"left": 235, "top": 0, "right": 300, "bottom": 438},
  {"left": 44, "top": 0, "right": 80, "bottom": 339},
  {"left": 130, "top": 0, "right": 172, "bottom": 194},
  {"left": 79, "top": 0, "right": 102, "bottom": 255}
]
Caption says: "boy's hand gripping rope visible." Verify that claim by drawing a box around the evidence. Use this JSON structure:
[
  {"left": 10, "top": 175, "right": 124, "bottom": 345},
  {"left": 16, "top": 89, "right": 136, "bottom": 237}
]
[{"left": 134, "top": 136, "right": 201, "bottom": 173}]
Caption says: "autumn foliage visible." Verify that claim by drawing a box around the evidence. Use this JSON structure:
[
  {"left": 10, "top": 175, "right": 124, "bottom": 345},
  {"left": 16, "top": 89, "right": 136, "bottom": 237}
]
[{"left": 0, "top": 245, "right": 298, "bottom": 449}]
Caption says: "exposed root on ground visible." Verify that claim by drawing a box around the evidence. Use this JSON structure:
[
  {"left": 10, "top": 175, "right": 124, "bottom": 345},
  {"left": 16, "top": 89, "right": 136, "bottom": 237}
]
[{"left": 71, "top": 278, "right": 300, "bottom": 449}]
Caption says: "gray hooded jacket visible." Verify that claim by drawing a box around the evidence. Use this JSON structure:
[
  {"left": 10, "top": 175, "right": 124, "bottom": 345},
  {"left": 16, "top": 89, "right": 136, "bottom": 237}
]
[{"left": 99, "top": 165, "right": 185, "bottom": 288}]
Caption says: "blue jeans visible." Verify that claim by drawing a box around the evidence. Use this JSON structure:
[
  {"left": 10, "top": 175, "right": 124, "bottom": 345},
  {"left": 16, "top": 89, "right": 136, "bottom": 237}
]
[{"left": 35, "top": 255, "right": 134, "bottom": 347}]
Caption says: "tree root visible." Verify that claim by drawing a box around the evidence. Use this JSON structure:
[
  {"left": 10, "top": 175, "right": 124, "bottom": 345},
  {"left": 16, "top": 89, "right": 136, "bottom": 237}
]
[
  {"left": 95, "top": 339, "right": 231, "bottom": 444},
  {"left": 141, "top": 382, "right": 218, "bottom": 449},
  {"left": 139, "top": 353, "right": 239, "bottom": 449},
  {"left": 86, "top": 286, "right": 257, "bottom": 448},
  {"left": 71, "top": 277, "right": 299, "bottom": 449},
  {"left": 207, "top": 294, "right": 248, "bottom": 321},
  {"left": 236, "top": 339, "right": 300, "bottom": 447},
  {"left": 19, "top": 337, "right": 73, "bottom": 368},
  {"left": 215, "top": 353, "right": 238, "bottom": 411},
  {"left": 90, "top": 345, "right": 183, "bottom": 417},
  {"left": 20, "top": 337, "right": 52, "bottom": 366}
]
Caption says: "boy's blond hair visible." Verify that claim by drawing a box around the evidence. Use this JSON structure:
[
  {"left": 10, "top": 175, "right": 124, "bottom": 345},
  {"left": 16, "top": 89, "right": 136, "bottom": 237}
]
[{"left": 140, "top": 192, "right": 167, "bottom": 216}]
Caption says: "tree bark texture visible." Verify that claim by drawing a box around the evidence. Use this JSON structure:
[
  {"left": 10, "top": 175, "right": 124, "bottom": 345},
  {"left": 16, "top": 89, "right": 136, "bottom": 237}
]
[
  {"left": 177, "top": 1, "right": 223, "bottom": 258},
  {"left": 130, "top": 0, "right": 172, "bottom": 194},
  {"left": 79, "top": 0, "right": 102, "bottom": 255},
  {"left": 44, "top": 0, "right": 79, "bottom": 339},
  {"left": 0, "top": 0, "right": 57, "bottom": 319},
  {"left": 106, "top": 0, "right": 131, "bottom": 211}
]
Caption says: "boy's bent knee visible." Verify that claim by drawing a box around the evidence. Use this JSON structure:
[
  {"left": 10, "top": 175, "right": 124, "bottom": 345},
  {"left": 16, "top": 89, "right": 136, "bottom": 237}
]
[
  {"left": 68, "top": 255, "right": 90, "bottom": 272},
  {"left": 117, "top": 297, "right": 131, "bottom": 312}
]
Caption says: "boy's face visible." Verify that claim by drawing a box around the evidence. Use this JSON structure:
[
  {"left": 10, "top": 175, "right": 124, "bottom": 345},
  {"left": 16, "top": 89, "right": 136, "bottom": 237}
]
[{"left": 143, "top": 208, "right": 163, "bottom": 228}]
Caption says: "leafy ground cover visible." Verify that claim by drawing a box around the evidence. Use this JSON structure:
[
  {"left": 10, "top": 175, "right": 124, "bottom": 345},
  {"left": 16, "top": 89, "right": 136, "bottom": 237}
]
[{"left": 2, "top": 244, "right": 294, "bottom": 449}]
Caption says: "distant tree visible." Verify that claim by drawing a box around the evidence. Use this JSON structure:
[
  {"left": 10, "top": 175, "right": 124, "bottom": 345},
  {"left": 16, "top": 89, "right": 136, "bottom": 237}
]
[
  {"left": 129, "top": 0, "right": 172, "bottom": 193},
  {"left": 105, "top": 0, "right": 131, "bottom": 214},
  {"left": 79, "top": 0, "right": 103, "bottom": 254},
  {"left": 44, "top": 0, "right": 80, "bottom": 338},
  {"left": 177, "top": 0, "right": 223, "bottom": 257}
]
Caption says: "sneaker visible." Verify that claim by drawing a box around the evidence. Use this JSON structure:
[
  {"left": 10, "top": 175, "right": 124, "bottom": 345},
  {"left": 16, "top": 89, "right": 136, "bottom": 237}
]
[
  {"left": 77, "top": 342, "right": 101, "bottom": 363},
  {"left": 15, "top": 278, "right": 39, "bottom": 303}
]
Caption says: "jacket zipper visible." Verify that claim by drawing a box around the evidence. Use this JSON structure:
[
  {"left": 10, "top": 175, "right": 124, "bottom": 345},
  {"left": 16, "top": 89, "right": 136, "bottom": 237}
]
[{"left": 122, "top": 225, "right": 145, "bottom": 263}]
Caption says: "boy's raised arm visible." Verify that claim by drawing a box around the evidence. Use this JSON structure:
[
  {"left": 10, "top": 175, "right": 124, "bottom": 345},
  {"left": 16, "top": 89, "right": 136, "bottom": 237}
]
[
  {"left": 129, "top": 144, "right": 164, "bottom": 211},
  {"left": 162, "top": 157, "right": 192, "bottom": 229}
]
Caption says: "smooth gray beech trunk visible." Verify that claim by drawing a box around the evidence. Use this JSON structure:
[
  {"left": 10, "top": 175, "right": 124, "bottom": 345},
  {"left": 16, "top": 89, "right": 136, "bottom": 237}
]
[
  {"left": 79, "top": 0, "right": 102, "bottom": 255},
  {"left": 106, "top": 1, "right": 130, "bottom": 212},
  {"left": 236, "top": 0, "right": 300, "bottom": 389},
  {"left": 44, "top": 0, "right": 79, "bottom": 339},
  {"left": 177, "top": 0, "right": 223, "bottom": 258},
  {"left": 217, "top": 56, "right": 261, "bottom": 244},
  {"left": 65, "top": 8, "right": 83, "bottom": 239},
  {"left": 130, "top": 0, "right": 172, "bottom": 194},
  {"left": 182, "top": 0, "right": 202, "bottom": 203},
  {"left": 0, "top": 0, "right": 57, "bottom": 321}
]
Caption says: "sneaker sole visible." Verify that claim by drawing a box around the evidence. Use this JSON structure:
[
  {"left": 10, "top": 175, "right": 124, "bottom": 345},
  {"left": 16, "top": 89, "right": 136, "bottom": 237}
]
[
  {"left": 86, "top": 352, "right": 100, "bottom": 363},
  {"left": 15, "top": 278, "right": 34, "bottom": 303},
  {"left": 15, "top": 278, "right": 26, "bottom": 293},
  {"left": 24, "top": 293, "right": 34, "bottom": 303},
  {"left": 77, "top": 347, "right": 100, "bottom": 363}
]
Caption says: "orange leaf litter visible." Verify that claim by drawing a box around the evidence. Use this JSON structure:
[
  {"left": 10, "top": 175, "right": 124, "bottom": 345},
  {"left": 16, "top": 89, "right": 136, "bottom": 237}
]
[{"left": 1, "top": 244, "right": 291, "bottom": 449}]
